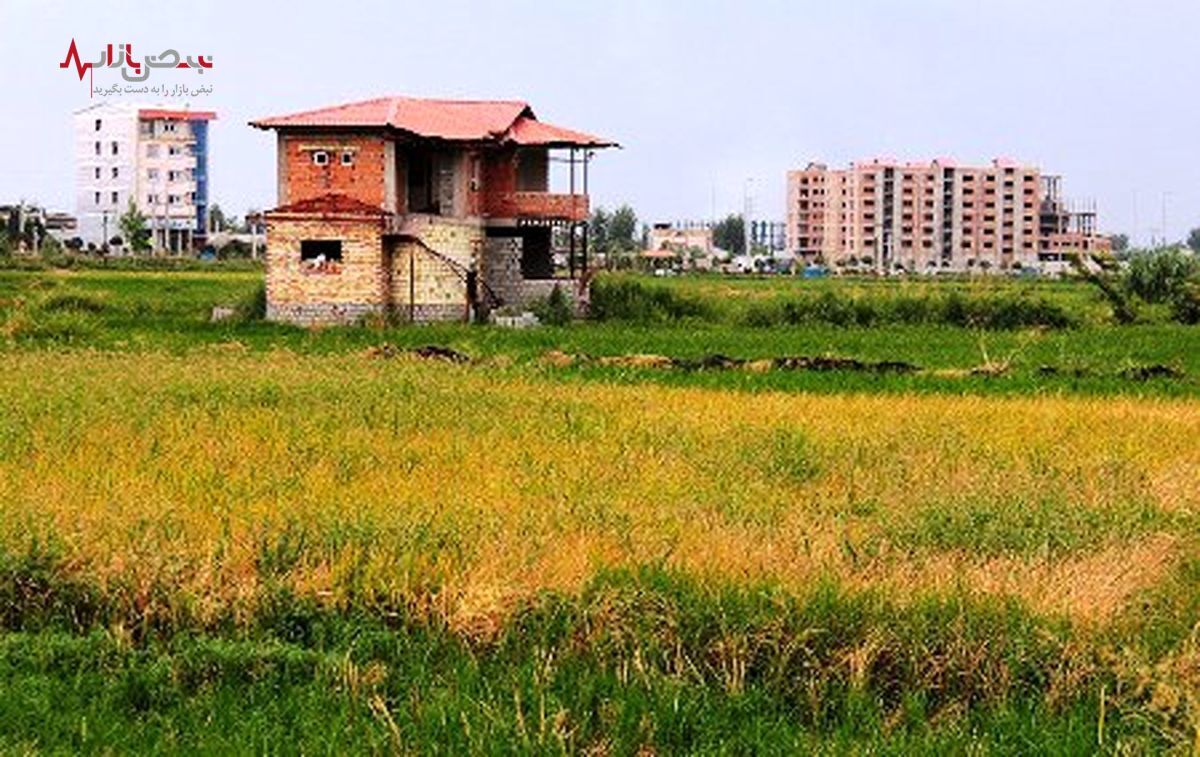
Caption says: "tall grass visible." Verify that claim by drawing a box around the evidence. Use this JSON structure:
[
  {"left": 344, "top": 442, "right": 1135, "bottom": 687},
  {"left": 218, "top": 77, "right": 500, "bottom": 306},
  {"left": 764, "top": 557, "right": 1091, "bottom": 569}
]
[{"left": 591, "top": 275, "right": 1077, "bottom": 329}]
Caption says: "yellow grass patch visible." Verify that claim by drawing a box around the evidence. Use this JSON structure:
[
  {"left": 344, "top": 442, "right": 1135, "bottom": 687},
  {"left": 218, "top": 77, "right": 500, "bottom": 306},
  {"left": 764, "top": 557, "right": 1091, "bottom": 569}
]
[{"left": 0, "top": 351, "right": 1196, "bottom": 629}]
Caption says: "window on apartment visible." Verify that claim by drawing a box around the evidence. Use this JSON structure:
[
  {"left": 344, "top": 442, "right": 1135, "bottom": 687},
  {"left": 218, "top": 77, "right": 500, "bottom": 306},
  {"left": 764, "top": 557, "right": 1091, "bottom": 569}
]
[
  {"left": 300, "top": 239, "right": 343, "bottom": 274},
  {"left": 312, "top": 150, "right": 329, "bottom": 166},
  {"left": 94, "top": 141, "right": 101, "bottom": 156},
  {"left": 93, "top": 167, "right": 101, "bottom": 180},
  {"left": 168, "top": 194, "right": 179, "bottom": 205},
  {"left": 148, "top": 168, "right": 159, "bottom": 180},
  {"left": 94, "top": 119, "right": 102, "bottom": 131},
  {"left": 112, "top": 167, "right": 119, "bottom": 179},
  {"left": 168, "top": 145, "right": 181, "bottom": 156},
  {"left": 163, "top": 121, "right": 177, "bottom": 133},
  {"left": 147, "top": 144, "right": 159, "bottom": 158},
  {"left": 147, "top": 194, "right": 156, "bottom": 204},
  {"left": 111, "top": 141, "right": 118, "bottom": 155},
  {"left": 94, "top": 191, "right": 101, "bottom": 205},
  {"left": 341, "top": 150, "right": 354, "bottom": 166},
  {"left": 168, "top": 170, "right": 179, "bottom": 182},
  {"left": 188, "top": 192, "right": 196, "bottom": 203},
  {"left": 110, "top": 191, "right": 118, "bottom": 204}
]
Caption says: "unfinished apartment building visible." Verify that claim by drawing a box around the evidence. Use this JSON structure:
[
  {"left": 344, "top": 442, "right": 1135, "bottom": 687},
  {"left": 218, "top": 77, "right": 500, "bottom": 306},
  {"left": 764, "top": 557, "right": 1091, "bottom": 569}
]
[
  {"left": 250, "top": 96, "right": 614, "bottom": 324},
  {"left": 786, "top": 159, "right": 1109, "bottom": 274}
]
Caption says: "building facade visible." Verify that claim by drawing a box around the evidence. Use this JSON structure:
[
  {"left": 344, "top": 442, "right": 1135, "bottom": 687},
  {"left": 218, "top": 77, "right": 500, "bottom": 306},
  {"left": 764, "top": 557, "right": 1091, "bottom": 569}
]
[
  {"left": 786, "top": 158, "right": 1109, "bottom": 273},
  {"left": 73, "top": 102, "right": 214, "bottom": 252},
  {"left": 250, "top": 96, "right": 614, "bottom": 325},
  {"left": 647, "top": 223, "right": 715, "bottom": 269}
]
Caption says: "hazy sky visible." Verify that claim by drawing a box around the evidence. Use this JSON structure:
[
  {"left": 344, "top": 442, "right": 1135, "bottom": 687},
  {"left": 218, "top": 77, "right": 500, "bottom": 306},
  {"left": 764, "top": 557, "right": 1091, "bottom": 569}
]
[{"left": 3, "top": 0, "right": 1198, "bottom": 244}]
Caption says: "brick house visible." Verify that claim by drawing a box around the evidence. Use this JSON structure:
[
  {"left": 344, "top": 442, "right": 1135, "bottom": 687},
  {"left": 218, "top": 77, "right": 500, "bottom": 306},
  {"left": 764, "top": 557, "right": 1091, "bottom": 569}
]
[{"left": 250, "top": 96, "right": 615, "bottom": 324}]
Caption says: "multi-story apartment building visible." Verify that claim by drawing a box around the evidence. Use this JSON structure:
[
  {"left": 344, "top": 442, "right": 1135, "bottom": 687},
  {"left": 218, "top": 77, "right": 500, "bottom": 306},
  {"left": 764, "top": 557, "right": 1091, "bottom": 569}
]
[
  {"left": 73, "top": 102, "right": 215, "bottom": 252},
  {"left": 786, "top": 158, "right": 1109, "bottom": 274}
]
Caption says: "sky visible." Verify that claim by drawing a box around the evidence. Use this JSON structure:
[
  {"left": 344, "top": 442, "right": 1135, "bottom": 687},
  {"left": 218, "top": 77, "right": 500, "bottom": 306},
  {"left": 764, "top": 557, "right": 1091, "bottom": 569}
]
[{"left": 2, "top": 0, "right": 1198, "bottom": 245}]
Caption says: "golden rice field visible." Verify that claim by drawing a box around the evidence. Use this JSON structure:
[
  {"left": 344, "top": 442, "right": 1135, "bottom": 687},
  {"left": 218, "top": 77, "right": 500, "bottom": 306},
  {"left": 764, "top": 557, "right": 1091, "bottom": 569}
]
[
  {"left": 3, "top": 349, "right": 1196, "bottom": 630},
  {"left": 2, "top": 345, "right": 1200, "bottom": 749}
]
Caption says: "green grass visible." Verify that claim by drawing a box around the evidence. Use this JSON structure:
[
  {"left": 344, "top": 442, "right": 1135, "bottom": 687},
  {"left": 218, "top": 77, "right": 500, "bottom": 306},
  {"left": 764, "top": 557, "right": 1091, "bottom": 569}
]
[
  {"left": 0, "top": 268, "right": 1196, "bottom": 398},
  {"left": 0, "top": 562, "right": 1178, "bottom": 753}
]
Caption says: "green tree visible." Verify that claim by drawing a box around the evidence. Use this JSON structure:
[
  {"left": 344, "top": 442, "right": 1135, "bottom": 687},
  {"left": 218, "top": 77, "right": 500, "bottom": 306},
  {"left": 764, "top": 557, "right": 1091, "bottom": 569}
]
[
  {"left": 118, "top": 199, "right": 151, "bottom": 254},
  {"left": 712, "top": 214, "right": 744, "bottom": 255},
  {"left": 608, "top": 205, "right": 638, "bottom": 250},
  {"left": 209, "top": 203, "right": 227, "bottom": 232},
  {"left": 589, "top": 208, "right": 610, "bottom": 265},
  {"left": 607, "top": 205, "right": 639, "bottom": 268},
  {"left": 1187, "top": 227, "right": 1200, "bottom": 253},
  {"left": 1125, "top": 248, "right": 1200, "bottom": 303}
]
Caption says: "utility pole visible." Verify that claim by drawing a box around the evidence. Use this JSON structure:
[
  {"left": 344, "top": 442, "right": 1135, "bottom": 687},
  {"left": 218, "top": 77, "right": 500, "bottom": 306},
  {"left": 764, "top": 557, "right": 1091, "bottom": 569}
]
[
  {"left": 1161, "top": 191, "right": 1172, "bottom": 248},
  {"left": 743, "top": 178, "right": 754, "bottom": 261},
  {"left": 1131, "top": 190, "right": 1138, "bottom": 249}
]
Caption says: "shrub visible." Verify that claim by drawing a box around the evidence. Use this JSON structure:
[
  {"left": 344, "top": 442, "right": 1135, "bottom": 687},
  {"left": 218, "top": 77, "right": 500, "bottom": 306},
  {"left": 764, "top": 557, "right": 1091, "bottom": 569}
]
[
  {"left": 1170, "top": 283, "right": 1200, "bottom": 325},
  {"left": 235, "top": 282, "right": 268, "bottom": 321},
  {"left": 1125, "top": 250, "right": 1200, "bottom": 303},
  {"left": 531, "top": 284, "right": 574, "bottom": 326},
  {"left": 589, "top": 276, "right": 712, "bottom": 322},
  {"left": 741, "top": 291, "right": 1074, "bottom": 330}
]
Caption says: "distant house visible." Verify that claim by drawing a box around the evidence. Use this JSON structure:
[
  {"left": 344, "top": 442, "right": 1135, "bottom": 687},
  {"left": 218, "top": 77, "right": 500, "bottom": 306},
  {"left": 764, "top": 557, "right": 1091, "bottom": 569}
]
[
  {"left": 249, "top": 96, "right": 616, "bottom": 325},
  {"left": 646, "top": 223, "right": 715, "bottom": 270}
]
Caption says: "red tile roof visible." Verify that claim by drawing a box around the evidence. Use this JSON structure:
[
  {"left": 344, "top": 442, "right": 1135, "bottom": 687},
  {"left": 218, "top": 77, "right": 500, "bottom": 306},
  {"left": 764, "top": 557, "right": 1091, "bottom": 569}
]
[
  {"left": 250, "top": 95, "right": 615, "bottom": 147},
  {"left": 506, "top": 116, "right": 615, "bottom": 148},
  {"left": 266, "top": 193, "right": 388, "bottom": 217}
]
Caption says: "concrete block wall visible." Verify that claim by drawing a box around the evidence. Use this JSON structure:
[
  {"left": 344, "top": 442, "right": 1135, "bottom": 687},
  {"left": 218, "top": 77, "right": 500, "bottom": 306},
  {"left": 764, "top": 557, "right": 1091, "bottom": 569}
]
[{"left": 482, "top": 236, "right": 578, "bottom": 312}]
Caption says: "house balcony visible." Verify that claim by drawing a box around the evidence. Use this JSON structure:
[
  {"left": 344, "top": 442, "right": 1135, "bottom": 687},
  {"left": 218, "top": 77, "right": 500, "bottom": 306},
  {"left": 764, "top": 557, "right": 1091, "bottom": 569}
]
[{"left": 484, "top": 191, "right": 589, "bottom": 223}]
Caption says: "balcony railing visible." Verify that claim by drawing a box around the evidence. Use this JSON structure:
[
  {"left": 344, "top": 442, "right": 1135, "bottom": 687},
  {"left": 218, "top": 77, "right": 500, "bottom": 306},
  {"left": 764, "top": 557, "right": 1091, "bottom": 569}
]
[{"left": 484, "top": 191, "right": 589, "bottom": 223}]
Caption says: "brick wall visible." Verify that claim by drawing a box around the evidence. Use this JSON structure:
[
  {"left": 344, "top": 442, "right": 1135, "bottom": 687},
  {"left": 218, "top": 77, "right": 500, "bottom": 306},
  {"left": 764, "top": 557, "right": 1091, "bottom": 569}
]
[
  {"left": 265, "top": 215, "right": 386, "bottom": 325},
  {"left": 280, "top": 133, "right": 388, "bottom": 210}
]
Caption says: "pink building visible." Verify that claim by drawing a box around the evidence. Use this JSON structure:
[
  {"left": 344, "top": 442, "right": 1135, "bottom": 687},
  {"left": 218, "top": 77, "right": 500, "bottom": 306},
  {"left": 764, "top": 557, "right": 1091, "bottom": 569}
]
[{"left": 786, "top": 158, "right": 1109, "bottom": 274}]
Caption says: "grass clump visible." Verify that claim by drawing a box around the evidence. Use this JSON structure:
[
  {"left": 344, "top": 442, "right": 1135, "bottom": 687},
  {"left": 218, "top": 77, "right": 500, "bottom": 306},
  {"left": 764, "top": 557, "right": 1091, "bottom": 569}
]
[
  {"left": 742, "top": 290, "right": 1075, "bottom": 330},
  {"left": 590, "top": 276, "right": 714, "bottom": 322},
  {"left": 38, "top": 292, "right": 107, "bottom": 314}
]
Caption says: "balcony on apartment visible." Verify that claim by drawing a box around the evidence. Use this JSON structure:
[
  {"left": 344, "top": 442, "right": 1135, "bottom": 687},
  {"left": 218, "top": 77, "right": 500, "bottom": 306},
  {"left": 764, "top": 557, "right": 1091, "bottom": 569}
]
[{"left": 482, "top": 146, "right": 594, "bottom": 224}]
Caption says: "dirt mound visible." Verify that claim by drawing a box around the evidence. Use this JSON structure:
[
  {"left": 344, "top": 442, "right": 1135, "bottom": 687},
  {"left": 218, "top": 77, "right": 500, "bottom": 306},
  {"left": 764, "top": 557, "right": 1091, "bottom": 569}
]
[{"left": 364, "top": 344, "right": 472, "bottom": 363}]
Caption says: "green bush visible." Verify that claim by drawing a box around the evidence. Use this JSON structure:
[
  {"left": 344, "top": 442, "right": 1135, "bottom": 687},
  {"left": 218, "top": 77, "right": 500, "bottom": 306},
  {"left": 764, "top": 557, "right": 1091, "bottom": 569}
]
[
  {"left": 235, "top": 282, "right": 268, "bottom": 321},
  {"left": 531, "top": 284, "right": 574, "bottom": 326},
  {"left": 589, "top": 276, "right": 713, "bottom": 322},
  {"left": 1125, "top": 250, "right": 1199, "bottom": 303},
  {"left": 741, "top": 291, "right": 1074, "bottom": 330},
  {"left": 1171, "top": 282, "right": 1200, "bottom": 325}
]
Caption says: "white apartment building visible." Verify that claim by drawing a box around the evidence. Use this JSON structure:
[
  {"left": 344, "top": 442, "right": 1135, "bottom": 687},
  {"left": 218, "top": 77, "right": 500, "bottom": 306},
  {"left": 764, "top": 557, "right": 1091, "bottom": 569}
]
[{"left": 73, "top": 102, "right": 215, "bottom": 252}]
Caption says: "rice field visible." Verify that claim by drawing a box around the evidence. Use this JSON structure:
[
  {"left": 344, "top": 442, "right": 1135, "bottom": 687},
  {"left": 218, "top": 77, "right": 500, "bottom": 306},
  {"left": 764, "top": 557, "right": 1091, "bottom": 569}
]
[{"left": 1, "top": 267, "right": 1198, "bottom": 751}]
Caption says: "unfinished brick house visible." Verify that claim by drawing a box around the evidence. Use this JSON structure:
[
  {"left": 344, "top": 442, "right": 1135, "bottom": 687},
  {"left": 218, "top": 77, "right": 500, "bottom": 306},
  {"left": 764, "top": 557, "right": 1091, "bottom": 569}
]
[{"left": 250, "top": 96, "right": 615, "bottom": 324}]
